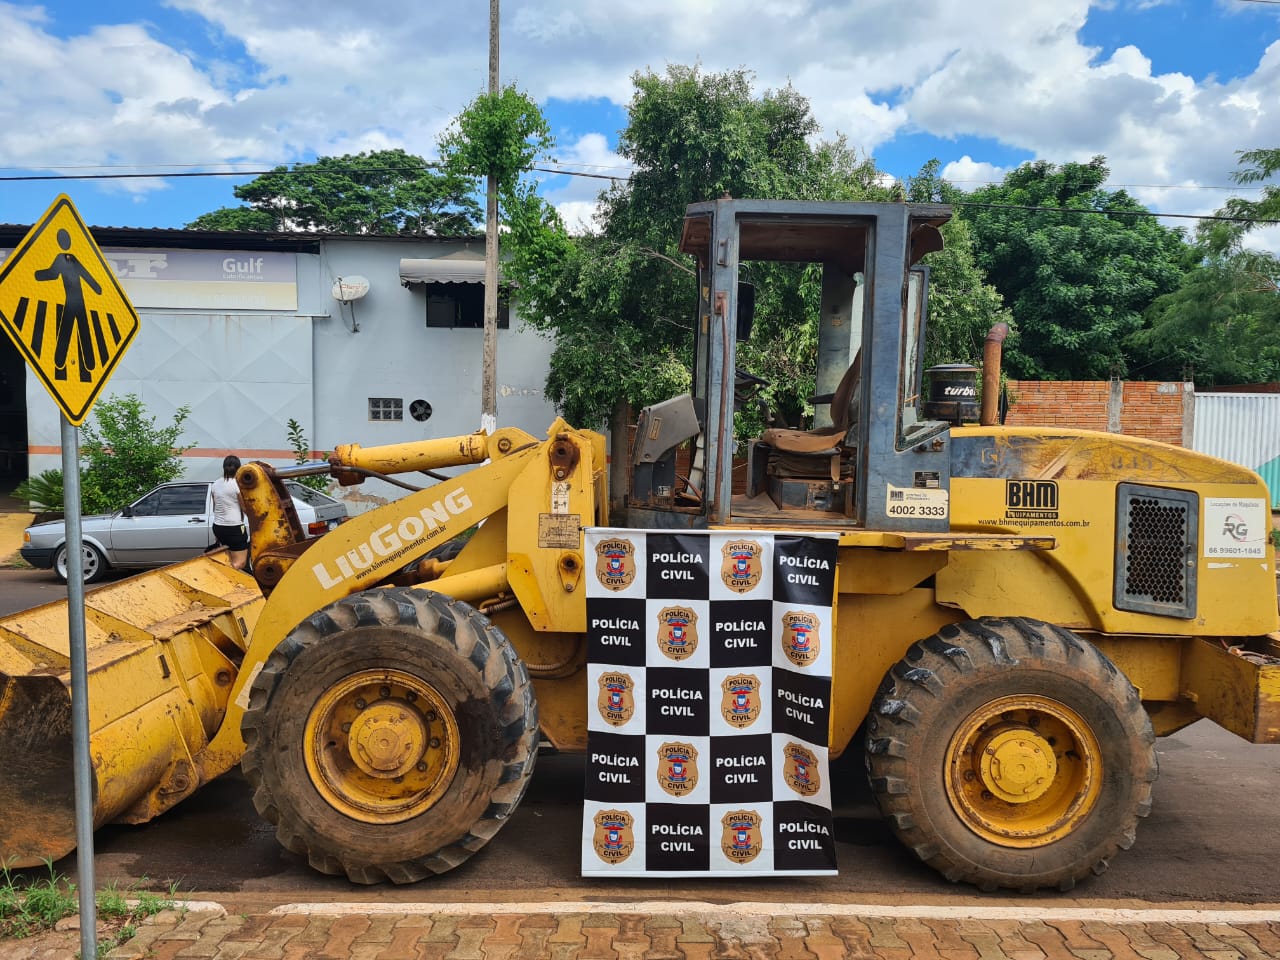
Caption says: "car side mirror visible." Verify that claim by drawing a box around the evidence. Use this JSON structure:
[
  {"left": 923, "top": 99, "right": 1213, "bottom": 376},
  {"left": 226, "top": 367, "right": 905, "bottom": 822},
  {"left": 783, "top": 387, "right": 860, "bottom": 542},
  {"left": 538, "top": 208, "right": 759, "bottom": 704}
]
[{"left": 120, "top": 505, "right": 134, "bottom": 518}]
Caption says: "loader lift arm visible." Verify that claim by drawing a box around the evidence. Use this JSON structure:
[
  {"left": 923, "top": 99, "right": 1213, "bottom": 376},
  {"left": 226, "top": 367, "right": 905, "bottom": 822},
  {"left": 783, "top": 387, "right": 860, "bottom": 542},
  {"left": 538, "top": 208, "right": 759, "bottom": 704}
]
[{"left": 181, "top": 419, "right": 604, "bottom": 882}]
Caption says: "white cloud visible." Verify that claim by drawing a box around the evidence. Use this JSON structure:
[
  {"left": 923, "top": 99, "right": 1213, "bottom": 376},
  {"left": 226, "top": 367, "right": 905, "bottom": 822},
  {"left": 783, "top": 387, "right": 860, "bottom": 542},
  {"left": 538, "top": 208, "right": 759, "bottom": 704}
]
[
  {"left": 541, "top": 133, "right": 631, "bottom": 235},
  {"left": 0, "top": 0, "right": 1276, "bottom": 235},
  {"left": 941, "top": 157, "right": 1007, "bottom": 190}
]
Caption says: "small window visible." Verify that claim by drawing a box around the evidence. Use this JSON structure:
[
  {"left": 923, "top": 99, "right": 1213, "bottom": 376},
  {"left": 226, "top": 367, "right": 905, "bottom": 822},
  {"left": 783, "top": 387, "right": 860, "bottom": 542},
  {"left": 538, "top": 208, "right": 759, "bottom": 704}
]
[
  {"left": 369, "top": 398, "right": 403, "bottom": 422},
  {"left": 422, "top": 282, "right": 510, "bottom": 329}
]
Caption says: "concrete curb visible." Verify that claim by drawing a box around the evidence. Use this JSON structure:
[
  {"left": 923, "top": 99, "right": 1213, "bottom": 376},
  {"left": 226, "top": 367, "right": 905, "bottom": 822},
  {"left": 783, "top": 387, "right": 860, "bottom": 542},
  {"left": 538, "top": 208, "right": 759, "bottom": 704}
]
[{"left": 265, "top": 898, "right": 1280, "bottom": 924}]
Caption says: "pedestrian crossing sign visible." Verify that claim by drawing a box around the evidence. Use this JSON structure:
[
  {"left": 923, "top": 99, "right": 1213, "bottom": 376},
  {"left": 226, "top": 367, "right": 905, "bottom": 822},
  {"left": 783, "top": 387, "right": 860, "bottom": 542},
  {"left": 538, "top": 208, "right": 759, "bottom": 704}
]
[{"left": 0, "top": 194, "right": 139, "bottom": 425}]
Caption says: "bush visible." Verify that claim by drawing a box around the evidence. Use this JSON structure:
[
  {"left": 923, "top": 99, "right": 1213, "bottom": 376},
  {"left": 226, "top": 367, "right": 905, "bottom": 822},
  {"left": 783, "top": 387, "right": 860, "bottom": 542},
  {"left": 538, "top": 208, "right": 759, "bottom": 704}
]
[
  {"left": 12, "top": 470, "right": 65, "bottom": 515},
  {"left": 78, "top": 395, "right": 193, "bottom": 513}
]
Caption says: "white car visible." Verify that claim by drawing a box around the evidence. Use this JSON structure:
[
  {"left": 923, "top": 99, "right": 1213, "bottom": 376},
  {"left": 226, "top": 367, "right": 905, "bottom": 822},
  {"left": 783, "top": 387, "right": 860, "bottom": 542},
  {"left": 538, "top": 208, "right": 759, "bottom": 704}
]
[{"left": 21, "top": 479, "right": 347, "bottom": 583}]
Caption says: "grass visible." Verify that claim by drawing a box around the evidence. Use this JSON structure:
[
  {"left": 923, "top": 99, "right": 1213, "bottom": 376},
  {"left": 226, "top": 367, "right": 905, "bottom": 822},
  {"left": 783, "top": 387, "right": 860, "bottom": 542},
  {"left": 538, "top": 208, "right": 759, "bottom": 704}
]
[{"left": 0, "top": 863, "right": 181, "bottom": 956}]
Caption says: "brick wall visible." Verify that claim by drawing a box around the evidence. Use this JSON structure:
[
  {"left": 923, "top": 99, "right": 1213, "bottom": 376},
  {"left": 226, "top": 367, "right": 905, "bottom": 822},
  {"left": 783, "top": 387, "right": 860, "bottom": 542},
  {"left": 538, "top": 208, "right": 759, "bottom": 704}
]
[
  {"left": 1004, "top": 380, "right": 1191, "bottom": 446},
  {"left": 1004, "top": 381, "right": 1111, "bottom": 431},
  {"left": 1116, "top": 382, "right": 1187, "bottom": 446}
]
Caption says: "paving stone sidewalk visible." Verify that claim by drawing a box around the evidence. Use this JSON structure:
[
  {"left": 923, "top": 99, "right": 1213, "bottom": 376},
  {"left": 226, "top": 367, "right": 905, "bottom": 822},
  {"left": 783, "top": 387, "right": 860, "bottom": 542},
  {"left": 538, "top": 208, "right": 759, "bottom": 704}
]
[{"left": 78, "top": 907, "right": 1280, "bottom": 960}]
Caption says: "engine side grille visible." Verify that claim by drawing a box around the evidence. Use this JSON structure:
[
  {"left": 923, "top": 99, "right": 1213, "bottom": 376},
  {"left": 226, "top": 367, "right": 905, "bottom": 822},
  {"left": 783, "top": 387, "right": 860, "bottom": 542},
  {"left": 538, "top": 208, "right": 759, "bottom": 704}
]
[{"left": 1115, "top": 483, "right": 1197, "bottom": 619}]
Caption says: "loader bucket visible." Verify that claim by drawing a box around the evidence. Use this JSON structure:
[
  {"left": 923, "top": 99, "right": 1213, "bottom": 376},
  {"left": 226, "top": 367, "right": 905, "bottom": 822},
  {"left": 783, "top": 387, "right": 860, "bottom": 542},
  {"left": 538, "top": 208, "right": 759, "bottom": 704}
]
[{"left": 0, "top": 553, "right": 263, "bottom": 868}]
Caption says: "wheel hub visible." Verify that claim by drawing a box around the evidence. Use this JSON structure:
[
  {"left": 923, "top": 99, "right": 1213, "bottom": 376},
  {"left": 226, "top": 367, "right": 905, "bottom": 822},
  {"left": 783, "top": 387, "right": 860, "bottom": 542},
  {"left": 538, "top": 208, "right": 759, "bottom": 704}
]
[
  {"left": 976, "top": 728, "right": 1058, "bottom": 804},
  {"left": 304, "top": 669, "right": 459, "bottom": 824},
  {"left": 945, "top": 694, "right": 1101, "bottom": 848},
  {"left": 349, "top": 702, "right": 428, "bottom": 778}
]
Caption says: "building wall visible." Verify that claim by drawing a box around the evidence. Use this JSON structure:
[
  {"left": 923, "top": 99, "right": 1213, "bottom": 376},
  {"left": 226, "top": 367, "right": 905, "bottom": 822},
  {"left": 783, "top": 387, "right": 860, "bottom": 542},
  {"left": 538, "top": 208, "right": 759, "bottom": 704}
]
[
  {"left": 1004, "top": 380, "right": 1192, "bottom": 446},
  {"left": 23, "top": 234, "right": 560, "bottom": 514}
]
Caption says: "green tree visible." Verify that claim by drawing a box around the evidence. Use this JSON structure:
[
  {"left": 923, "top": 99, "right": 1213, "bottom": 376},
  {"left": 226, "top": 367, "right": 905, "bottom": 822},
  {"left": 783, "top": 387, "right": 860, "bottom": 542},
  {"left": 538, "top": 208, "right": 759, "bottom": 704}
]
[
  {"left": 438, "top": 86, "right": 555, "bottom": 201},
  {"left": 1128, "top": 247, "right": 1280, "bottom": 384},
  {"left": 907, "top": 160, "right": 1016, "bottom": 369},
  {"left": 1215, "top": 148, "right": 1280, "bottom": 246},
  {"left": 78, "top": 394, "right": 193, "bottom": 513},
  {"left": 958, "top": 157, "right": 1188, "bottom": 379},
  {"left": 1128, "top": 149, "right": 1280, "bottom": 384},
  {"left": 185, "top": 149, "right": 482, "bottom": 235},
  {"left": 506, "top": 65, "right": 894, "bottom": 434}
]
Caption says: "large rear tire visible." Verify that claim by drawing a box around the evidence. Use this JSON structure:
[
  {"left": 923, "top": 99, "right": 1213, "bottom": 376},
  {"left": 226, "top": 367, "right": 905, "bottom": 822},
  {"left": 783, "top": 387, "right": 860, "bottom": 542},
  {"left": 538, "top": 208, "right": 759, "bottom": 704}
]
[
  {"left": 240, "top": 587, "right": 538, "bottom": 883},
  {"left": 865, "top": 617, "right": 1156, "bottom": 892}
]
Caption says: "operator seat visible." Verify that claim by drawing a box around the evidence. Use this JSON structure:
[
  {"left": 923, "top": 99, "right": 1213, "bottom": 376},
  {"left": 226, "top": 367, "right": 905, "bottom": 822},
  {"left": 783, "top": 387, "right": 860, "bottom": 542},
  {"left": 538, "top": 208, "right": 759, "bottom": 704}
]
[{"left": 758, "top": 350, "right": 860, "bottom": 484}]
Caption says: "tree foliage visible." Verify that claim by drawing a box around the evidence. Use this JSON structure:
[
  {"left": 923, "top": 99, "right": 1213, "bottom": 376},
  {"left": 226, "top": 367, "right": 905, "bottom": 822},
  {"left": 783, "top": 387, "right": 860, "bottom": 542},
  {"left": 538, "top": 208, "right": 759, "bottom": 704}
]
[
  {"left": 439, "top": 86, "right": 554, "bottom": 198},
  {"left": 958, "top": 157, "right": 1187, "bottom": 380},
  {"left": 185, "top": 149, "right": 482, "bottom": 235},
  {"left": 1128, "top": 149, "right": 1280, "bottom": 384},
  {"left": 907, "top": 160, "right": 1016, "bottom": 370},
  {"left": 78, "top": 394, "right": 193, "bottom": 513},
  {"left": 1128, "top": 248, "right": 1280, "bottom": 384},
  {"left": 1211, "top": 148, "right": 1280, "bottom": 249},
  {"left": 507, "top": 65, "right": 907, "bottom": 430},
  {"left": 286, "top": 418, "right": 331, "bottom": 492}
]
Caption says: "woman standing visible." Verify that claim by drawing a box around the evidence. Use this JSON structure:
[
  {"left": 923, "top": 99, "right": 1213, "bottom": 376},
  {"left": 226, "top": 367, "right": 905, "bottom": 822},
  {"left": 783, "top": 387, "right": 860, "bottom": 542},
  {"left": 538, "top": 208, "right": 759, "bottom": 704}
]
[{"left": 211, "top": 454, "right": 249, "bottom": 570}]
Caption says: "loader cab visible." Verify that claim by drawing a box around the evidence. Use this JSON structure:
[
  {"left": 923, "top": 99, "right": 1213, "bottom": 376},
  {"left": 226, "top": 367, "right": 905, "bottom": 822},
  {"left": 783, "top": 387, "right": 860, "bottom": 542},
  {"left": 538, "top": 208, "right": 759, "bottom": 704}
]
[{"left": 627, "top": 198, "right": 955, "bottom": 532}]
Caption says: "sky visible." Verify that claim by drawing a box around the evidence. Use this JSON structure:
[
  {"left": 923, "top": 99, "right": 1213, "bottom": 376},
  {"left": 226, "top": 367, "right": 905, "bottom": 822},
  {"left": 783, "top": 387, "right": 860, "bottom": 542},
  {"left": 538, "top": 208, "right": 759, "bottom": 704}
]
[{"left": 0, "top": 0, "right": 1277, "bottom": 248}]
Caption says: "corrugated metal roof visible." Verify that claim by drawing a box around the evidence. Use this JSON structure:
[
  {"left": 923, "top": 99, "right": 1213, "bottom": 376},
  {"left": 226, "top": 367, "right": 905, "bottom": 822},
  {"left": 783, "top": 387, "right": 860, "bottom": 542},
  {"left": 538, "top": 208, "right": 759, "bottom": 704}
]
[{"left": 0, "top": 223, "right": 483, "bottom": 251}]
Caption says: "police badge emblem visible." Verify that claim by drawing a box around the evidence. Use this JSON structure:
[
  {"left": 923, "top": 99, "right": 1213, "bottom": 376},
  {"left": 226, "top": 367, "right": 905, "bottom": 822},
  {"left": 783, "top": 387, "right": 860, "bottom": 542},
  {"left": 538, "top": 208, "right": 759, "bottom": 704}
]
[
  {"left": 594, "top": 537, "right": 637, "bottom": 591},
  {"left": 782, "top": 741, "right": 821, "bottom": 797},
  {"left": 656, "top": 741, "right": 700, "bottom": 797},
  {"left": 780, "top": 610, "right": 822, "bottom": 667},
  {"left": 597, "top": 672, "right": 636, "bottom": 727},
  {"left": 720, "top": 673, "right": 762, "bottom": 729},
  {"left": 720, "top": 539, "right": 763, "bottom": 594},
  {"left": 720, "top": 809, "right": 763, "bottom": 864},
  {"left": 656, "top": 605, "right": 699, "bottom": 661},
  {"left": 592, "top": 809, "right": 635, "bottom": 864}
]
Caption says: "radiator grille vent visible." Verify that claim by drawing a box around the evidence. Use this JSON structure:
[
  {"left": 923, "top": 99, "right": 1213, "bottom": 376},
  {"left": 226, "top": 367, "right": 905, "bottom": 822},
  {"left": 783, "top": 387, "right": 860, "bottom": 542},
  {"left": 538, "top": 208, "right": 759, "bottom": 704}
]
[{"left": 1115, "top": 484, "right": 1197, "bottom": 619}]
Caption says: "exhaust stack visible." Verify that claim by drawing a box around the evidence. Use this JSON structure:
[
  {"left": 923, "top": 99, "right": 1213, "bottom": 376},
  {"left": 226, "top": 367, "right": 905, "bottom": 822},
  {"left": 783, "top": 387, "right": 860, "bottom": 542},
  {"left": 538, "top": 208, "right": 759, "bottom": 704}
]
[{"left": 981, "top": 322, "right": 1010, "bottom": 426}]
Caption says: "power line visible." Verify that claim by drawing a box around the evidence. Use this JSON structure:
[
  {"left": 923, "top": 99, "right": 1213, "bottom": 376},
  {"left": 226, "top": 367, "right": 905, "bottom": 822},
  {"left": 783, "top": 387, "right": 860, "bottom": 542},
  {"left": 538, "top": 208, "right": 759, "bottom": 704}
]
[
  {"left": 0, "top": 165, "right": 1275, "bottom": 225},
  {"left": 952, "top": 200, "right": 1280, "bottom": 226}
]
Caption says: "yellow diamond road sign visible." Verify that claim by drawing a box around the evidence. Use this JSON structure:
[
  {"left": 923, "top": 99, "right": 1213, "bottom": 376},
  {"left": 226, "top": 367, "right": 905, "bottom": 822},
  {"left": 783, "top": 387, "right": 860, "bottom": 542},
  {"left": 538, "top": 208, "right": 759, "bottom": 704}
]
[{"left": 0, "top": 194, "right": 139, "bottom": 425}]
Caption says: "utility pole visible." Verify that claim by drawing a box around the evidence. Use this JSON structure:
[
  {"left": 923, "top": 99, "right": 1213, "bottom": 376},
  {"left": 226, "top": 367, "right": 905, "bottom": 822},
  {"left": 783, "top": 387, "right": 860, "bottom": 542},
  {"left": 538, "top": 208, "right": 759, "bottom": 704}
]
[{"left": 481, "top": 0, "right": 500, "bottom": 434}]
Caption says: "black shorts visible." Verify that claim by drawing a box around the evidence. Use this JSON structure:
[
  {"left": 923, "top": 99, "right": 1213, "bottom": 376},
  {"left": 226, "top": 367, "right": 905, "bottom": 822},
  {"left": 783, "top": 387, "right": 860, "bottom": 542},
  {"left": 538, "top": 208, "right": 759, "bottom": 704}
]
[{"left": 213, "top": 523, "right": 249, "bottom": 551}]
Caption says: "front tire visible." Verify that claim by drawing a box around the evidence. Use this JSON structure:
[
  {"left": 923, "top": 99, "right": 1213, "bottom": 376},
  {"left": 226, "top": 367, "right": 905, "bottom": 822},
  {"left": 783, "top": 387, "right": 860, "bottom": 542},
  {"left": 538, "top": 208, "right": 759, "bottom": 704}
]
[
  {"left": 54, "top": 542, "right": 107, "bottom": 584},
  {"left": 240, "top": 587, "right": 538, "bottom": 883},
  {"left": 866, "top": 617, "right": 1157, "bottom": 892}
]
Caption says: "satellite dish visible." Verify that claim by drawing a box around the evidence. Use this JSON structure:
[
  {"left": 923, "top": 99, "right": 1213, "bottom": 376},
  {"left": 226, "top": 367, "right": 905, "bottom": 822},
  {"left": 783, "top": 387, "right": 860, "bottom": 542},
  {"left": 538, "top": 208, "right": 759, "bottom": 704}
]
[{"left": 332, "top": 275, "right": 370, "bottom": 303}]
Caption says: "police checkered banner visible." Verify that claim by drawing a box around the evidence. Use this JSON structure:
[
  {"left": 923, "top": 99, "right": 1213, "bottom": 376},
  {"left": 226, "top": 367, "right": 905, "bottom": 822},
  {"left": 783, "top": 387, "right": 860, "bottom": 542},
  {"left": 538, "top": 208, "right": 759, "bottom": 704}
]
[{"left": 581, "top": 529, "right": 839, "bottom": 877}]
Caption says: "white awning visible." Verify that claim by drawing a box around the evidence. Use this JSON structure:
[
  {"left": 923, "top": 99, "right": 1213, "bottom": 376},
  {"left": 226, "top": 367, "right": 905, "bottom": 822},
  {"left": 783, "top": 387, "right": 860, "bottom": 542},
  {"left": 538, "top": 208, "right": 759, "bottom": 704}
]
[{"left": 399, "top": 258, "right": 501, "bottom": 285}]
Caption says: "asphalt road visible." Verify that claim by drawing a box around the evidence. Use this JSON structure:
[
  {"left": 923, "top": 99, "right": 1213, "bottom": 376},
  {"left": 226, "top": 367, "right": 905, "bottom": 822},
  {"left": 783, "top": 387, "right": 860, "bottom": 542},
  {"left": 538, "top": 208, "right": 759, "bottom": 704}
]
[{"left": 2, "top": 566, "right": 1278, "bottom": 906}]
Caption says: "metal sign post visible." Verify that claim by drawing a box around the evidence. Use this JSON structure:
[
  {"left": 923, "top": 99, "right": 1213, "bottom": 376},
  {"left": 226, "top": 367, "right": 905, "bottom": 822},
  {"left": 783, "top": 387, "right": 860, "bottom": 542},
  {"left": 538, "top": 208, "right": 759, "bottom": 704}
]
[
  {"left": 60, "top": 417, "right": 96, "bottom": 958},
  {"left": 0, "top": 195, "right": 141, "bottom": 959}
]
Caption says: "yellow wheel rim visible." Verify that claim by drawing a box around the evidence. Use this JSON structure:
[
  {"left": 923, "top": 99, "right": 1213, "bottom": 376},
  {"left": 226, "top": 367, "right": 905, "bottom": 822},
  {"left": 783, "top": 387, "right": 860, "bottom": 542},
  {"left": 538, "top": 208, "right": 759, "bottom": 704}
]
[
  {"left": 304, "top": 669, "right": 459, "bottom": 824},
  {"left": 944, "top": 694, "right": 1102, "bottom": 848}
]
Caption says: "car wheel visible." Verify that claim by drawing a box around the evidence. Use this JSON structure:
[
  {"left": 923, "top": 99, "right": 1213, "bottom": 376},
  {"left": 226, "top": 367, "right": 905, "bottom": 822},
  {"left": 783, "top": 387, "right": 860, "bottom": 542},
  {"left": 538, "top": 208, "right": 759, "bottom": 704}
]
[{"left": 53, "top": 542, "right": 109, "bottom": 584}]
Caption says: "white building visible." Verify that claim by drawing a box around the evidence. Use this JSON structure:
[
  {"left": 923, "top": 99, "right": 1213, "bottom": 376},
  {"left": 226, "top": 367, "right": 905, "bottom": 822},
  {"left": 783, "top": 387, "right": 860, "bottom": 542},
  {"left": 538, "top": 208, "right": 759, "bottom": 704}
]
[{"left": 0, "top": 226, "right": 560, "bottom": 514}]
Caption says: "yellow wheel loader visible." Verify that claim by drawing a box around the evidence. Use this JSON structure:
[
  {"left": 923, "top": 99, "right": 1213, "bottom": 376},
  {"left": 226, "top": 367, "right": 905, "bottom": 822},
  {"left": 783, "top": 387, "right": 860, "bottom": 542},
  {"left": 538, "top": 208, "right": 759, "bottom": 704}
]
[{"left": 2, "top": 199, "right": 1278, "bottom": 892}]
